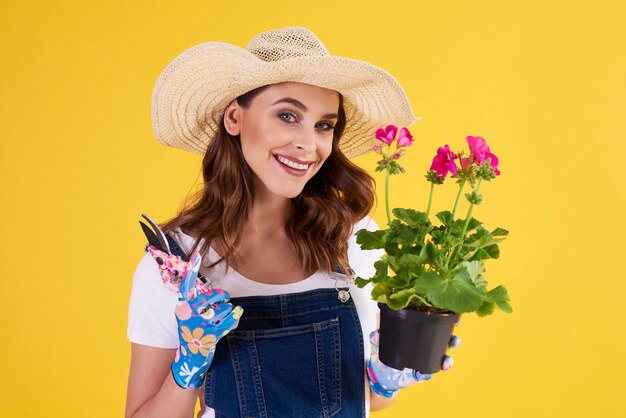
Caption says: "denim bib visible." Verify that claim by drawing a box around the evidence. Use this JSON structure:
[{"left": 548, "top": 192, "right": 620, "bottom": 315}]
[{"left": 165, "top": 235, "right": 366, "bottom": 418}]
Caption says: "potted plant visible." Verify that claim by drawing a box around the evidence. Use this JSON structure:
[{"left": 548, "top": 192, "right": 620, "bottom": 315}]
[{"left": 355, "top": 126, "right": 513, "bottom": 373}]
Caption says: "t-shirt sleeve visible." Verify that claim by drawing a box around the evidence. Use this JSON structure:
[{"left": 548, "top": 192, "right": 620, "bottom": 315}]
[
  {"left": 348, "top": 214, "right": 385, "bottom": 319},
  {"left": 348, "top": 215, "right": 385, "bottom": 282},
  {"left": 347, "top": 214, "right": 385, "bottom": 385},
  {"left": 127, "top": 251, "right": 180, "bottom": 349}
]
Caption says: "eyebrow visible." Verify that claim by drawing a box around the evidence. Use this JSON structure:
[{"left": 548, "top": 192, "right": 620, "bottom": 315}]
[{"left": 272, "top": 97, "right": 339, "bottom": 119}]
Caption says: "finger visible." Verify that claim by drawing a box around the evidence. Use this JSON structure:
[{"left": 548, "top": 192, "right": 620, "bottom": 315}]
[
  {"left": 412, "top": 371, "right": 433, "bottom": 381},
  {"left": 206, "top": 301, "right": 234, "bottom": 325},
  {"left": 179, "top": 252, "right": 202, "bottom": 301},
  {"left": 442, "top": 354, "right": 454, "bottom": 371},
  {"left": 190, "top": 288, "right": 232, "bottom": 312},
  {"left": 215, "top": 306, "right": 244, "bottom": 332},
  {"left": 448, "top": 335, "right": 461, "bottom": 349},
  {"left": 369, "top": 329, "right": 380, "bottom": 346}
]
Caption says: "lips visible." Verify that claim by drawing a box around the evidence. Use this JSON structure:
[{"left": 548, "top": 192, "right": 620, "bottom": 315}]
[
  {"left": 273, "top": 154, "right": 314, "bottom": 171},
  {"left": 273, "top": 154, "right": 311, "bottom": 177}
]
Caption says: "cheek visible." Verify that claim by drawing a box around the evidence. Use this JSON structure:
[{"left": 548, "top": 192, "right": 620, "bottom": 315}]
[{"left": 319, "top": 140, "right": 334, "bottom": 162}]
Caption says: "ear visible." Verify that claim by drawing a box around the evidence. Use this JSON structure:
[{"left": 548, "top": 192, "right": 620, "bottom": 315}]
[{"left": 223, "top": 99, "right": 242, "bottom": 136}]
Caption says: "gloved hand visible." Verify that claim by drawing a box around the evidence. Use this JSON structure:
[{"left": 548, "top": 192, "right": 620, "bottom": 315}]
[
  {"left": 171, "top": 252, "right": 243, "bottom": 390},
  {"left": 367, "top": 326, "right": 461, "bottom": 398}
]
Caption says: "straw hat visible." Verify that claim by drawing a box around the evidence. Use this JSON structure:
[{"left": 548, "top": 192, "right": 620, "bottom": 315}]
[{"left": 151, "top": 26, "right": 420, "bottom": 159}]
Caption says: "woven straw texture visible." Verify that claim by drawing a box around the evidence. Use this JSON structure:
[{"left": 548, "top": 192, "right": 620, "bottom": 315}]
[{"left": 151, "top": 26, "right": 419, "bottom": 159}]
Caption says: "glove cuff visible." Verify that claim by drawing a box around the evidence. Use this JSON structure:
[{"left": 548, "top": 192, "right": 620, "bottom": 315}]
[
  {"left": 171, "top": 360, "right": 207, "bottom": 390},
  {"left": 366, "top": 360, "right": 398, "bottom": 399}
]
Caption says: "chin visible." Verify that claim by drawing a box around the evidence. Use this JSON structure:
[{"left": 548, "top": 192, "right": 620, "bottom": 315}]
[
  {"left": 274, "top": 187, "right": 305, "bottom": 199},
  {"left": 266, "top": 181, "right": 307, "bottom": 199}
]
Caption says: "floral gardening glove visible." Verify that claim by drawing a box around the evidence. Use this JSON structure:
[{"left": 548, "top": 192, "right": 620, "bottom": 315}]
[
  {"left": 146, "top": 245, "right": 213, "bottom": 295},
  {"left": 171, "top": 252, "right": 243, "bottom": 390},
  {"left": 367, "top": 327, "right": 461, "bottom": 398}
]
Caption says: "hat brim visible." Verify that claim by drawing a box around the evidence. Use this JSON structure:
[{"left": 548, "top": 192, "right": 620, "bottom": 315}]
[{"left": 152, "top": 42, "right": 419, "bottom": 159}]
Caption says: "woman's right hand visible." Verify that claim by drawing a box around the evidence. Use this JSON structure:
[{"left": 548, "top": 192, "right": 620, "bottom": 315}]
[{"left": 171, "top": 252, "right": 243, "bottom": 390}]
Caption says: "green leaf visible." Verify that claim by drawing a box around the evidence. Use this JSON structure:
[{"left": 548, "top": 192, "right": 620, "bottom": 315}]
[
  {"left": 388, "top": 272, "right": 410, "bottom": 287},
  {"left": 387, "top": 292, "right": 422, "bottom": 310},
  {"left": 356, "top": 229, "right": 386, "bottom": 249},
  {"left": 481, "top": 244, "right": 500, "bottom": 259},
  {"left": 395, "top": 224, "right": 419, "bottom": 245},
  {"left": 430, "top": 227, "right": 446, "bottom": 244},
  {"left": 375, "top": 294, "right": 389, "bottom": 304},
  {"left": 374, "top": 259, "right": 389, "bottom": 278},
  {"left": 423, "top": 241, "right": 440, "bottom": 262},
  {"left": 392, "top": 208, "right": 428, "bottom": 226},
  {"left": 386, "top": 255, "right": 399, "bottom": 272},
  {"left": 496, "top": 300, "right": 513, "bottom": 313},
  {"left": 414, "top": 270, "right": 485, "bottom": 313},
  {"left": 384, "top": 239, "right": 401, "bottom": 257},
  {"left": 474, "top": 274, "right": 488, "bottom": 288},
  {"left": 354, "top": 276, "right": 369, "bottom": 288},
  {"left": 435, "top": 211, "right": 454, "bottom": 226},
  {"left": 465, "top": 226, "right": 491, "bottom": 246},
  {"left": 468, "top": 244, "right": 500, "bottom": 261},
  {"left": 491, "top": 227, "right": 509, "bottom": 237},
  {"left": 451, "top": 218, "right": 481, "bottom": 237},
  {"left": 390, "top": 287, "right": 417, "bottom": 299},
  {"left": 485, "top": 285, "right": 510, "bottom": 303},
  {"left": 412, "top": 271, "right": 445, "bottom": 290},
  {"left": 398, "top": 253, "right": 424, "bottom": 267},
  {"left": 458, "top": 261, "right": 483, "bottom": 283},
  {"left": 371, "top": 283, "right": 390, "bottom": 301},
  {"left": 476, "top": 301, "right": 496, "bottom": 317},
  {"left": 465, "top": 191, "right": 484, "bottom": 205}
]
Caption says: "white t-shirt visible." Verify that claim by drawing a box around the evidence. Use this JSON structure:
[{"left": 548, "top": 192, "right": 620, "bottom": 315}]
[{"left": 127, "top": 215, "right": 384, "bottom": 417}]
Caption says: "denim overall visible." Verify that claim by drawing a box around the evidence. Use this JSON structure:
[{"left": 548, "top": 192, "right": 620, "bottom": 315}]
[{"left": 166, "top": 234, "right": 366, "bottom": 418}]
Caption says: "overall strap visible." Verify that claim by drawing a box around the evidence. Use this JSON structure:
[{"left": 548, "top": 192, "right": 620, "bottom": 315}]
[{"left": 164, "top": 234, "right": 188, "bottom": 260}]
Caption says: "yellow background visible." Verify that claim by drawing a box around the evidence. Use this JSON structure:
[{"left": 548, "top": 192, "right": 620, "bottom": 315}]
[{"left": 1, "top": 0, "right": 624, "bottom": 416}]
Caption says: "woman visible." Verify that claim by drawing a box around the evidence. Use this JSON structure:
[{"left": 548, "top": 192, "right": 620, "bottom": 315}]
[{"left": 126, "top": 26, "right": 458, "bottom": 418}]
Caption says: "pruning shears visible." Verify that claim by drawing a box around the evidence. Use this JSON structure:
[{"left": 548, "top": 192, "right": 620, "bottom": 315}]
[{"left": 139, "top": 213, "right": 212, "bottom": 295}]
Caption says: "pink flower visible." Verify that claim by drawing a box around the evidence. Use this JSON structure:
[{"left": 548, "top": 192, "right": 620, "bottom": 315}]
[
  {"left": 397, "top": 127, "right": 414, "bottom": 148},
  {"left": 466, "top": 136, "right": 500, "bottom": 175},
  {"left": 485, "top": 152, "right": 500, "bottom": 175},
  {"left": 375, "top": 125, "right": 398, "bottom": 145},
  {"left": 430, "top": 145, "right": 458, "bottom": 179},
  {"left": 467, "top": 136, "right": 490, "bottom": 164},
  {"left": 393, "top": 153, "right": 401, "bottom": 159}
]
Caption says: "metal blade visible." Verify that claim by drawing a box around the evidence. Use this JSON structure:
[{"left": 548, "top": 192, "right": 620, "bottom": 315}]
[
  {"left": 140, "top": 213, "right": 171, "bottom": 254},
  {"left": 139, "top": 221, "right": 167, "bottom": 252}
]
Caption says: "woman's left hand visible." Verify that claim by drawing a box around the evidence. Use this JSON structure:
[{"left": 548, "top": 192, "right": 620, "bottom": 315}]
[{"left": 366, "top": 326, "right": 461, "bottom": 398}]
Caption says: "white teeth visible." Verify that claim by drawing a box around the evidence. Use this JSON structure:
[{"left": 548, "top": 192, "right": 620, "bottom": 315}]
[{"left": 276, "top": 155, "right": 310, "bottom": 170}]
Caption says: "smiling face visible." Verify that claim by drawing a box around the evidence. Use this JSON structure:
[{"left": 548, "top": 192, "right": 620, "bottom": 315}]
[{"left": 223, "top": 82, "right": 341, "bottom": 199}]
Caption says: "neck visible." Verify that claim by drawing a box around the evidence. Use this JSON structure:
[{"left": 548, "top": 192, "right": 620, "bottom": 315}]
[{"left": 245, "top": 181, "right": 291, "bottom": 237}]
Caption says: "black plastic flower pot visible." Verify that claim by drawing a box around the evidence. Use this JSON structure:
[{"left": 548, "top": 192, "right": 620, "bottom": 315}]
[{"left": 378, "top": 302, "right": 461, "bottom": 374}]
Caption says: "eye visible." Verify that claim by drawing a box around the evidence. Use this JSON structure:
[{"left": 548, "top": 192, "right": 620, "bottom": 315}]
[
  {"left": 316, "top": 121, "right": 335, "bottom": 131},
  {"left": 278, "top": 112, "right": 297, "bottom": 123}
]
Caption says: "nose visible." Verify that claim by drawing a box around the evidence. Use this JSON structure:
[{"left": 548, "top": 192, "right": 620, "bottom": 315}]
[{"left": 292, "top": 127, "right": 317, "bottom": 153}]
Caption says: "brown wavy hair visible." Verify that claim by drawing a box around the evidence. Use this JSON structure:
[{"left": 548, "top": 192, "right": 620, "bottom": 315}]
[{"left": 159, "top": 85, "right": 376, "bottom": 276}]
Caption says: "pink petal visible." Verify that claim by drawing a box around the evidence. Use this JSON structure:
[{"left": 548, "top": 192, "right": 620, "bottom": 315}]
[
  {"left": 449, "top": 161, "right": 458, "bottom": 175},
  {"left": 397, "top": 127, "right": 414, "bottom": 148}
]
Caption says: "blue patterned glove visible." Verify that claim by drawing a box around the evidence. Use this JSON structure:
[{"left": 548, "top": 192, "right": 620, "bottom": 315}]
[
  {"left": 171, "top": 253, "right": 243, "bottom": 390},
  {"left": 367, "top": 327, "right": 461, "bottom": 398}
]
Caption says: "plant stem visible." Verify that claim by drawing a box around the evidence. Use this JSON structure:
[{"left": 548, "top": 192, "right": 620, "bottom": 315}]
[
  {"left": 451, "top": 179, "right": 466, "bottom": 219},
  {"left": 446, "top": 178, "right": 483, "bottom": 267},
  {"left": 385, "top": 168, "right": 391, "bottom": 224},
  {"left": 425, "top": 182, "right": 435, "bottom": 219},
  {"left": 459, "top": 178, "right": 483, "bottom": 238},
  {"left": 414, "top": 294, "right": 435, "bottom": 307}
]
